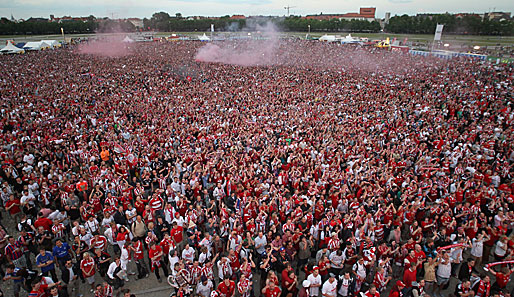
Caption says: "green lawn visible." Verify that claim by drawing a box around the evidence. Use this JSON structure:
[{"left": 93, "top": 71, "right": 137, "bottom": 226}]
[{"left": 2, "top": 32, "right": 512, "bottom": 47}]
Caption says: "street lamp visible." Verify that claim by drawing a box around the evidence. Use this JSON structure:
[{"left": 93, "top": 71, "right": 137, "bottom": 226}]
[{"left": 308, "top": 24, "right": 311, "bottom": 34}]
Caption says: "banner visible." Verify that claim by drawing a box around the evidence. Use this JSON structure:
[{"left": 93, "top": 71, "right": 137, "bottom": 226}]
[
  {"left": 484, "top": 260, "right": 514, "bottom": 271},
  {"left": 434, "top": 24, "right": 444, "bottom": 41},
  {"left": 436, "top": 243, "right": 467, "bottom": 252}
]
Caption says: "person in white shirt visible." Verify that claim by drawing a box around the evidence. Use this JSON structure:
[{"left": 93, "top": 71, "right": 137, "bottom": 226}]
[
  {"left": 217, "top": 257, "right": 232, "bottom": 281},
  {"left": 125, "top": 205, "right": 137, "bottom": 224},
  {"left": 107, "top": 258, "right": 128, "bottom": 289},
  {"left": 321, "top": 274, "right": 338, "bottom": 297},
  {"left": 307, "top": 267, "right": 322, "bottom": 297},
  {"left": 101, "top": 213, "right": 114, "bottom": 229},
  {"left": 181, "top": 244, "right": 195, "bottom": 263},
  {"left": 196, "top": 276, "right": 213, "bottom": 297},
  {"left": 338, "top": 272, "right": 354, "bottom": 297},
  {"left": 120, "top": 243, "right": 135, "bottom": 275},
  {"left": 254, "top": 232, "right": 267, "bottom": 256}
]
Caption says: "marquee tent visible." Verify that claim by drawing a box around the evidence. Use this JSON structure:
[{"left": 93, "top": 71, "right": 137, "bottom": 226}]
[
  {"left": 41, "top": 40, "right": 61, "bottom": 48},
  {"left": 0, "top": 42, "right": 24, "bottom": 54},
  {"left": 123, "top": 36, "right": 134, "bottom": 43},
  {"left": 23, "top": 41, "right": 50, "bottom": 50},
  {"left": 198, "top": 33, "right": 210, "bottom": 42}
]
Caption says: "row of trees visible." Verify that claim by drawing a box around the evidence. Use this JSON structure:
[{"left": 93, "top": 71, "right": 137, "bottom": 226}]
[
  {"left": 143, "top": 12, "right": 246, "bottom": 32},
  {"left": 0, "top": 18, "right": 136, "bottom": 35},
  {"left": 142, "top": 13, "right": 381, "bottom": 33},
  {"left": 386, "top": 14, "right": 514, "bottom": 35},
  {"left": 0, "top": 12, "right": 513, "bottom": 35}
]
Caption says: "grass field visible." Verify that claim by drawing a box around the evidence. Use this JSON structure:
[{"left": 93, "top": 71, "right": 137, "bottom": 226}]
[{"left": 1, "top": 32, "right": 513, "bottom": 48}]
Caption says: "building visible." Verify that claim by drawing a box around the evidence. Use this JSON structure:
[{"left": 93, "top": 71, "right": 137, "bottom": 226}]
[
  {"left": 50, "top": 15, "right": 89, "bottom": 22},
  {"left": 303, "top": 7, "right": 376, "bottom": 21},
  {"left": 230, "top": 15, "right": 246, "bottom": 20},
  {"left": 484, "top": 12, "right": 511, "bottom": 21},
  {"left": 385, "top": 12, "right": 391, "bottom": 24},
  {"left": 127, "top": 18, "right": 143, "bottom": 28},
  {"left": 454, "top": 13, "right": 483, "bottom": 19}
]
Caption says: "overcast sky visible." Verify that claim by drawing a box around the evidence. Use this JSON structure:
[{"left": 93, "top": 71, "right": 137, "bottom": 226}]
[{"left": 1, "top": 0, "right": 513, "bottom": 20}]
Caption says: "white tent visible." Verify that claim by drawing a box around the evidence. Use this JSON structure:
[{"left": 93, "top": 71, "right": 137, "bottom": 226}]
[
  {"left": 123, "top": 36, "right": 134, "bottom": 43},
  {"left": 41, "top": 40, "right": 60, "bottom": 48},
  {"left": 340, "top": 34, "right": 360, "bottom": 44},
  {"left": 198, "top": 33, "right": 210, "bottom": 42},
  {"left": 0, "top": 42, "right": 24, "bottom": 54},
  {"left": 319, "top": 35, "right": 336, "bottom": 42},
  {"left": 39, "top": 42, "right": 51, "bottom": 50},
  {"left": 23, "top": 41, "right": 43, "bottom": 50}
]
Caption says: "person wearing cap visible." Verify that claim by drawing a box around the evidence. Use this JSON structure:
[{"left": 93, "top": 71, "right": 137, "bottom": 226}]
[
  {"left": 307, "top": 266, "right": 322, "bottom": 297},
  {"left": 275, "top": 246, "right": 291, "bottom": 273},
  {"left": 389, "top": 281, "right": 405, "bottom": 297},
  {"left": 299, "top": 280, "right": 310, "bottom": 297},
  {"left": 321, "top": 273, "right": 337, "bottom": 297},
  {"left": 196, "top": 275, "right": 214, "bottom": 297}
]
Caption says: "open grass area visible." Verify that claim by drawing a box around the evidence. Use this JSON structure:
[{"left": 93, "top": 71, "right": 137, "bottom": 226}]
[{"left": 1, "top": 32, "right": 512, "bottom": 48}]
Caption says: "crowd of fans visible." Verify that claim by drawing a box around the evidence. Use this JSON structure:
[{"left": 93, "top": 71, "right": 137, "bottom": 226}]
[{"left": 0, "top": 40, "right": 513, "bottom": 297}]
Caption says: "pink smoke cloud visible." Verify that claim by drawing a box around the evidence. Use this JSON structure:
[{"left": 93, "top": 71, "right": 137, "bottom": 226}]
[
  {"left": 77, "top": 37, "right": 132, "bottom": 58},
  {"left": 195, "top": 21, "right": 280, "bottom": 67}
]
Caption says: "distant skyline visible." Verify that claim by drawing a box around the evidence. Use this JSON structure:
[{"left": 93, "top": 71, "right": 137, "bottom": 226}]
[{"left": 1, "top": 0, "right": 513, "bottom": 20}]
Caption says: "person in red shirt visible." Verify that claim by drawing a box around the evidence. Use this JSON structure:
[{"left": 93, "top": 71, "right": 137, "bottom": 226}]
[
  {"left": 34, "top": 212, "right": 53, "bottom": 231},
  {"left": 489, "top": 266, "right": 512, "bottom": 293},
  {"left": 403, "top": 261, "right": 417, "bottom": 288},
  {"left": 362, "top": 285, "right": 380, "bottom": 297},
  {"left": 148, "top": 242, "right": 168, "bottom": 282},
  {"left": 261, "top": 280, "right": 281, "bottom": 297},
  {"left": 130, "top": 238, "right": 148, "bottom": 279},
  {"left": 80, "top": 252, "right": 96, "bottom": 292},
  {"left": 389, "top": 281, "right": 405, "bottom": 297},
  {"left": 5, "top": 194, "right": 22, "bottom": 222},
  {"left": 170, "top": 222, "right": 184, "bottom": 250},
  {"left": 218, "top": 276, "right": 236, "bottom": 297}
]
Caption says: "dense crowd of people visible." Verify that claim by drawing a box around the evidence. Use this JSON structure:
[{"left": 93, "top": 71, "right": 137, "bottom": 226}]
[{"left": 0, "top": 40, "right": 513, "bottom": 297}]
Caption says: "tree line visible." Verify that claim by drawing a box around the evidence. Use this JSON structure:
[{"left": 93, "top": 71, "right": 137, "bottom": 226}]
[
  {"left": 385, "top": 14, "right": 514, "bottom": 35},
  {"left": 0, "top": 12, "right": 513, "bottom": 36},
  {"left": 142, "top": 13, "right": 381, "bottom": 33},
  {"left": 0, "top": 17, "right": 135, "bottom": 35}
]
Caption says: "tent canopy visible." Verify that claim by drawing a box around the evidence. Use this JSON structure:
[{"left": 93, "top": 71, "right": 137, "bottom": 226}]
[
  {"left": 0, "top": 42, "right": 24, "bottom": 54},
  {"left": 41, "top": 40, "right": 60, "bottom": 48},
  {"left": 319, "top": 35, "right": 336, "bottom": 42},
  {"left": 23, "top": 41, "right": 43, "bottom": 50},
  {"left": 198, "top": 33, "right": 210, "bottom": 41},
  {"left": 123, "top": 36, "right": 134, "bottom": 43}
]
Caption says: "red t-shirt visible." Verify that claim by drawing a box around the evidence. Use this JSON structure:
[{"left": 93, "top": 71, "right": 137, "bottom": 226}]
[
  {"left": 34, "top": 217, "right": 53, "bottom": 231},
  {"left": 5, "top": 199, "right": 21, "bottom": 214},
  {"left": 263, "top": 287, "right": 281, "bottom": 297},
  {"left": 496, "top": 272, "right": 510, "bottom": 288},
  {"left": 218, "top": 280, "right": 236, "bottom": 297},
  {"left": 403, "top": 268, "right": 417, "bottom": 288},
  {"left": 170, "top": 226, "right": 184, "bottom": 244},
  {"left": 80, "top": 257, "right": 96, "bottom": 277}
]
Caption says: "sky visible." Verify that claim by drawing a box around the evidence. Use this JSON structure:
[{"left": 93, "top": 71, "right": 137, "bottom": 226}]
[{"left": 1, "top": 0, "right": 513, "bottom": 20}]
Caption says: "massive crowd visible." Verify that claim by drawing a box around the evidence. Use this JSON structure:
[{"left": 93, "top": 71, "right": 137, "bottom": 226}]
[{"left": 0, "top": 40, "right": 513, "bottom": 297}]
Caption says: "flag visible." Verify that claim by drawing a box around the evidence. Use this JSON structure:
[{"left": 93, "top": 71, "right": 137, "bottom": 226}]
[{"left": 434, "top": 24, "right": 444, "bottom": 41}]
